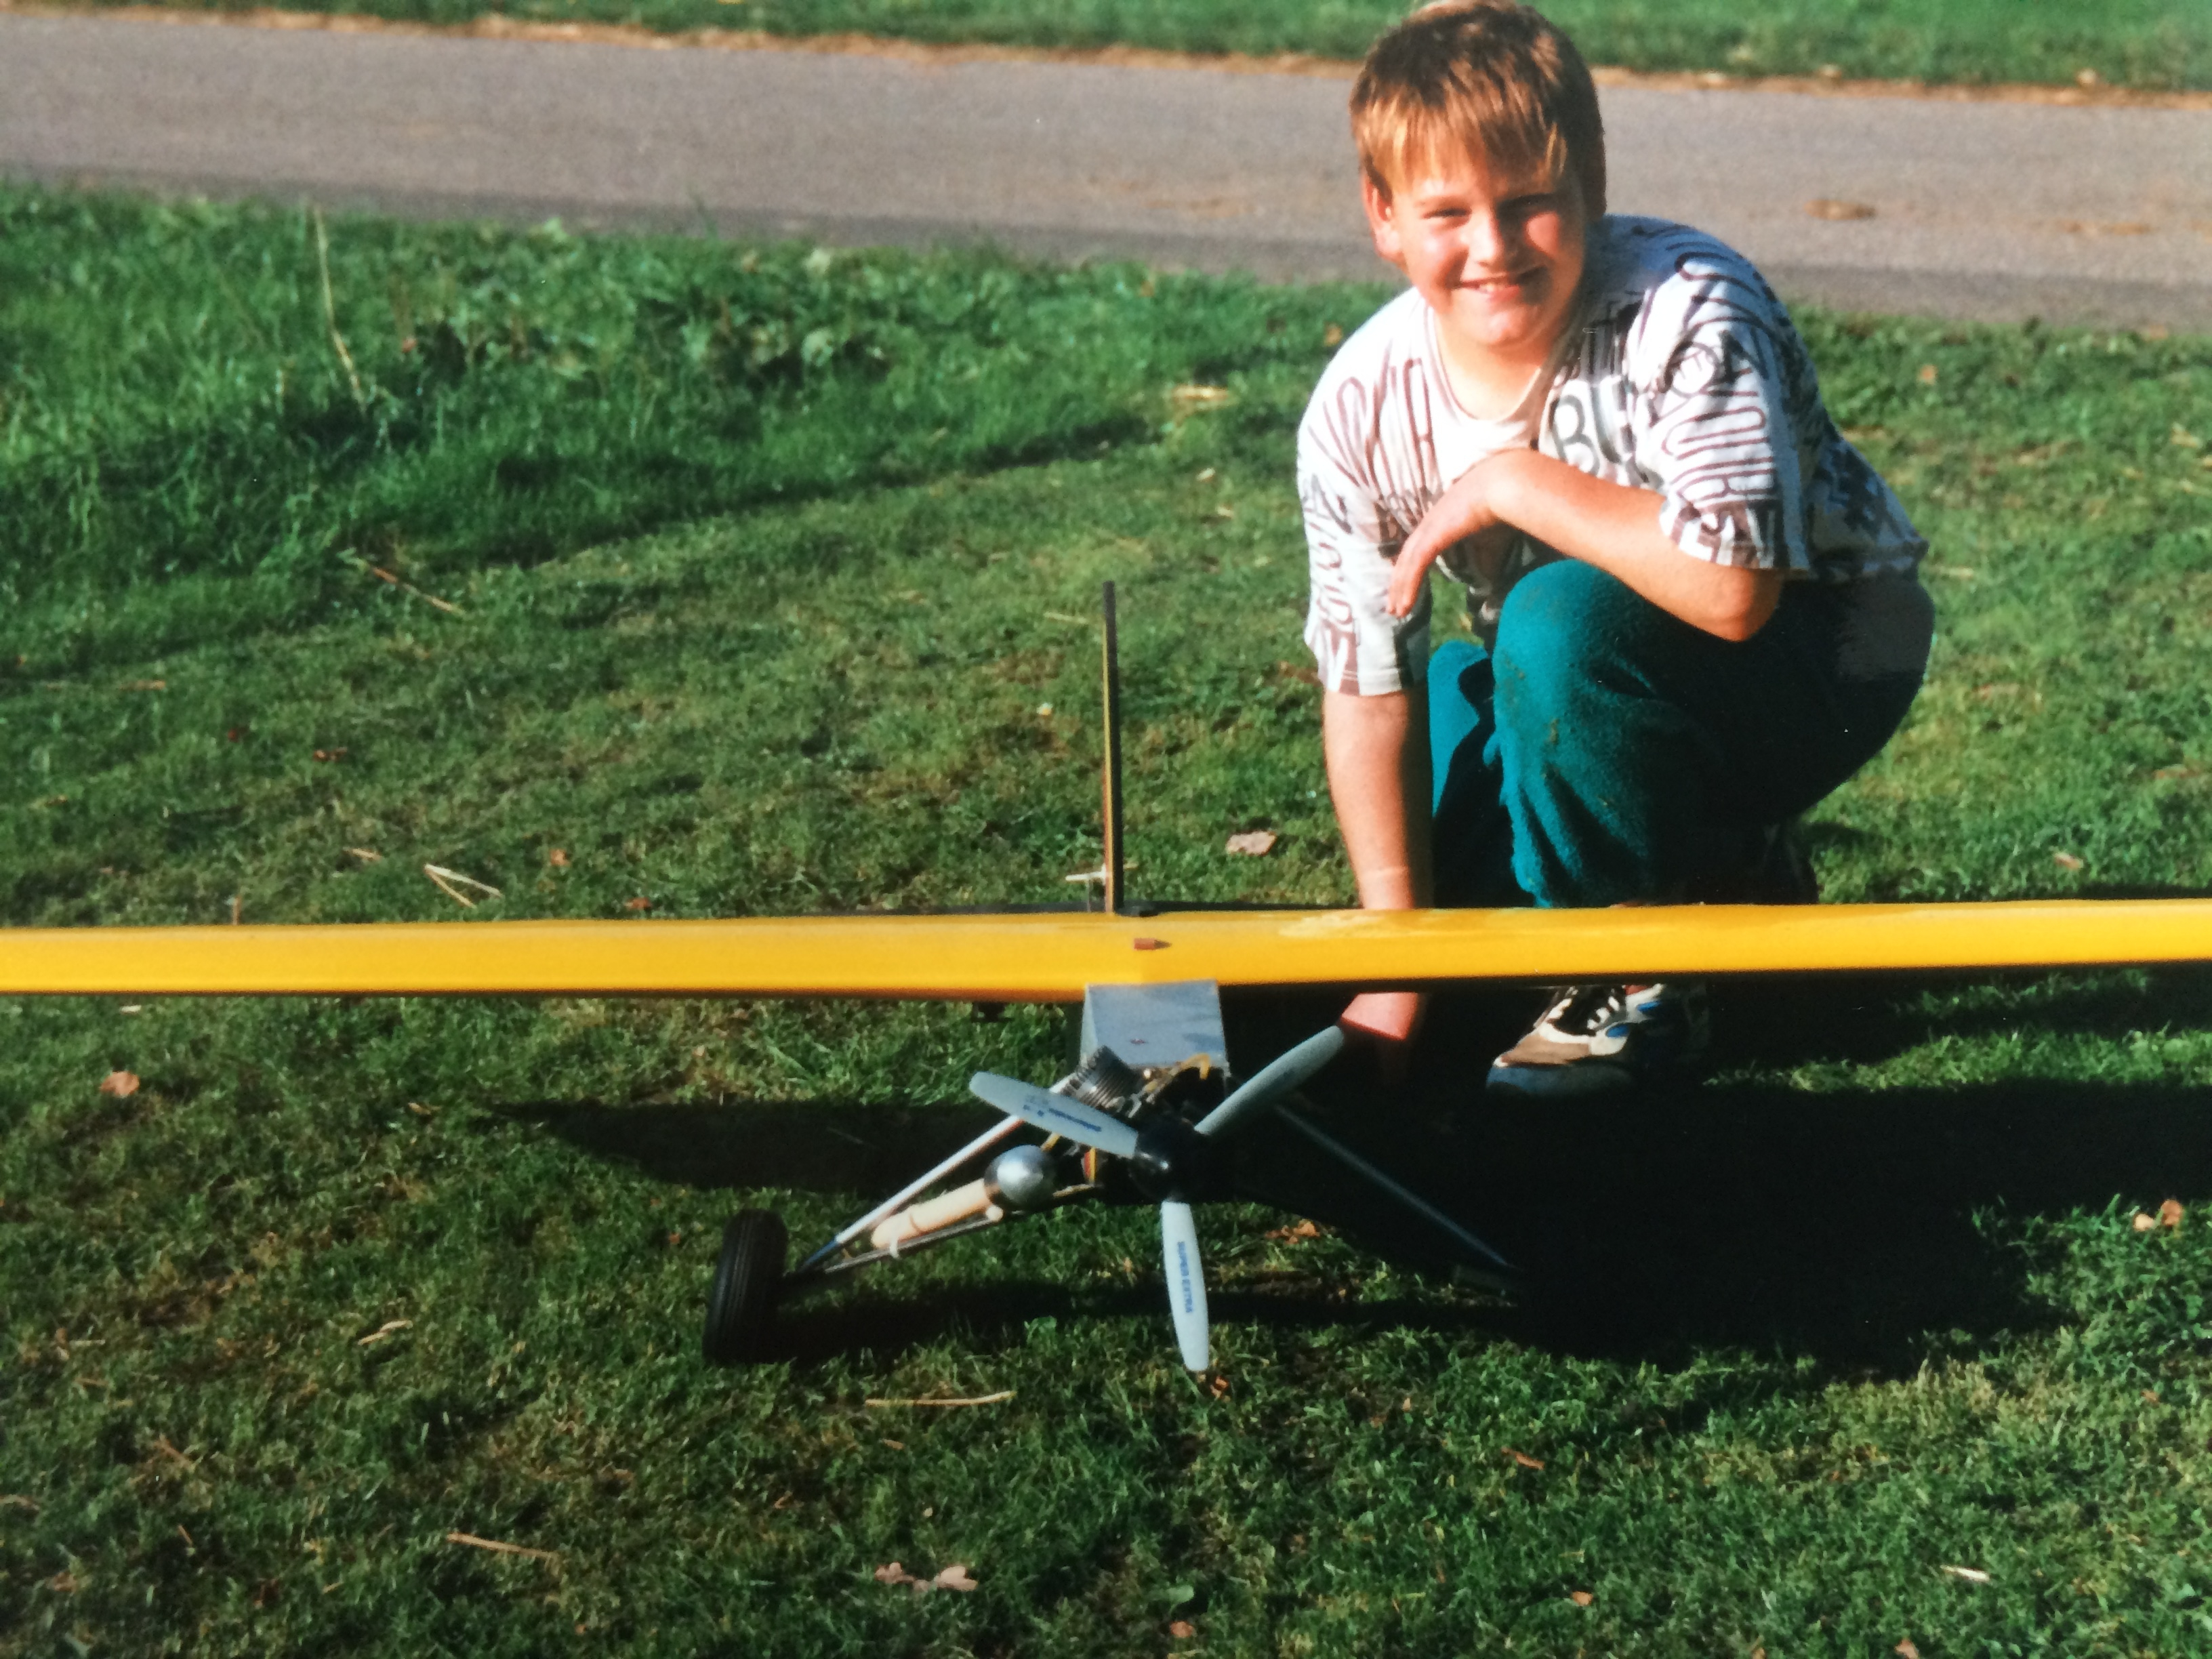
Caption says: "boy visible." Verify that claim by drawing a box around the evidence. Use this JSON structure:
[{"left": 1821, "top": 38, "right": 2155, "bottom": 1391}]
[{"left": 1302, "top": 0, "right": 1934, "bottom": 1096}]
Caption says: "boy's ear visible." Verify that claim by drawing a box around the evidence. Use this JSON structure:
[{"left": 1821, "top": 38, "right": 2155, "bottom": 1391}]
[{"left": 1360, "top": 173, "right": 1407, "bottom": 270}]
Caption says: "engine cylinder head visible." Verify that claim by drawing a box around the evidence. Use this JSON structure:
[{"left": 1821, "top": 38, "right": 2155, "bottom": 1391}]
[
  {"left": 1064, "top": 1046, "right": 1146, "bottom": 1115},
  {"left": 985, "top": 1144, "right": 1060, "bottom": 1210}
]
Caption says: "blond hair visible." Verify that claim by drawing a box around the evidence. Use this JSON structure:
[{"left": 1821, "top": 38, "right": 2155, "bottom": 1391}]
[{"left": 1351, "top": 1, "right": 1607, "bottom": 217}]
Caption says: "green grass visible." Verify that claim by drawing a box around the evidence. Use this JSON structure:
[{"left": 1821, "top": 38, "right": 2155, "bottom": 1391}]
[
  {"left": 5, "top": 187, "right": 2212, "bottom": 1656},
  {"left": 102, "top": 0, "right": 2212, "bottom": 92}
]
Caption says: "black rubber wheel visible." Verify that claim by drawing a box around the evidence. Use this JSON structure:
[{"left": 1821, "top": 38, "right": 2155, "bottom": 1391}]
[{"left": 703, "top": 1209, "right": 787, "bottom": 1364}]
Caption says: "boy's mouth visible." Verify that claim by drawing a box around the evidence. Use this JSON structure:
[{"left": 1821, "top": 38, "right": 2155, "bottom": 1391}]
[{"left": 1463, "top": 267, "right": 1542, "bottom": 298}]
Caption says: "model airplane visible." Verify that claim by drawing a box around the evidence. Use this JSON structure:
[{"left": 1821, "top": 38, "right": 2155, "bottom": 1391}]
[
  {"left": 707, "top": 981, "right": 1516, "bottom": 1371},
  {"left": 7, "top": 585, "right": 2212, "bottom": 1371}
]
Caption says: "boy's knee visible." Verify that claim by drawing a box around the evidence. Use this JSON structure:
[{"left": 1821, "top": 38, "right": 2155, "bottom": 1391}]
[{"left": 1490, "top": 562, "right": 1616, "bottom": 726}]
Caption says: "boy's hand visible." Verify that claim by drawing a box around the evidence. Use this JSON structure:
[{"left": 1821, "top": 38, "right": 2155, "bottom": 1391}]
[
  {"left": 1386, "top": 456, "right": 1515, "bottom": 617},
  {"left": 1339, "top": 989, "right": 1427, "bottom": 1085}
]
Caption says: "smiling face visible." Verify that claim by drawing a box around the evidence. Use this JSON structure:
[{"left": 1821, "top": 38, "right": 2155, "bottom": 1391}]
[{"left": 1362, "top": 145, "right": 1589, "bottom": 399}]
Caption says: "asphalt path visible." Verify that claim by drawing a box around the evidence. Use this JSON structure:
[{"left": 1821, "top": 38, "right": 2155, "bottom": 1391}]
[{"left": 5, "top": 11, "right": 2210, "bottom": 329}]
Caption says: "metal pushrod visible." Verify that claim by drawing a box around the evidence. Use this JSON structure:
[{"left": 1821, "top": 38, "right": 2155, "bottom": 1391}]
[{"left": 1273, "top": 1103, "right": 1515, "bottom": 1271}]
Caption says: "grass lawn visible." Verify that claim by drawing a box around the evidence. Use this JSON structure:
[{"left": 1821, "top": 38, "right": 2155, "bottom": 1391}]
[
  {"left": 87, "top": 0, "right": 2212, "bottom": 93},
  {"left": 5, "top": 188, "right": 2212, "bottom": 1656}
]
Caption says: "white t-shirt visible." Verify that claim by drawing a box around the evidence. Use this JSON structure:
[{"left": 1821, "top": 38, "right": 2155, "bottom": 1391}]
[{"left": 1298, "top": 216, "right": 1929, "bottom": 695}]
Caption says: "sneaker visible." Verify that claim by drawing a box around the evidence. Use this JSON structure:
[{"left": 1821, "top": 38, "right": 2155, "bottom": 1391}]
[{"left": 1485, "top": 981, "right": 1711, "bottom": 1099}]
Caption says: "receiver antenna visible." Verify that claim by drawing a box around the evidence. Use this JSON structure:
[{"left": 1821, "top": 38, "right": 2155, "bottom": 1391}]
[{"left": 1100, "top": 581, "right": 1126, "bottom": 916}]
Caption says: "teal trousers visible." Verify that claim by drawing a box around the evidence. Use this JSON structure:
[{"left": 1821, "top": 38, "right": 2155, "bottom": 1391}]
[{"left": 1428, "top": 560, "right": 1929, "bottom": 909}]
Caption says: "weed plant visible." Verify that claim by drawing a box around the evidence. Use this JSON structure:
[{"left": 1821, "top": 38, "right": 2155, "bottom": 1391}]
[
  {"left": 5, "top": 188, "right": 2212, "bottom": 1655},
  {"left": 95, "top": 0, "right": 2212, "bottom": 92}
]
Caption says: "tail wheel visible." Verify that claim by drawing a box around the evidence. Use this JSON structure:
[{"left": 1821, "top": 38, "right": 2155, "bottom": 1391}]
[{"left": 703, "top": 1209, "right": 787, "bottom": 1365}]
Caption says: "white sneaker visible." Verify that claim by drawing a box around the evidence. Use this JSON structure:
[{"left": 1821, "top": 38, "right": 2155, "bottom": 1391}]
[{"left": 1486, "top": 982, "right": 1711, "bottom": 1099}]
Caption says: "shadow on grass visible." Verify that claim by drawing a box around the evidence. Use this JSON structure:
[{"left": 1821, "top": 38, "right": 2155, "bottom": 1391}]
[
  {"left": 499, "top": 1094, "right": 1008, "bottom": 1197},
  {"left": 762, "top": 1277, "right": 1503, "bottom": 1370},
  {"left": 1416, "top": 1076, "right": 2211, "bottom": 1378}
]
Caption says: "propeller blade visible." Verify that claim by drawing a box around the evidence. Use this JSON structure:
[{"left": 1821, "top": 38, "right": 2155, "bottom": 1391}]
[
  {"left": 1193, "top": 1025, "right": 1347, "bottom": 1141},
  {"left": 1160, "top": 1199, "right": 1210, "bottom": 1372},
  {"left": 968, "top": 1072, "right": 1140, "bottom": 1160}
]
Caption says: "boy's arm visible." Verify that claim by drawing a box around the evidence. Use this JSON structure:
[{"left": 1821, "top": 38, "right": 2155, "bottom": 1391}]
[
  {"left": 1387, "top": 451, "right": 1782, "bottom": 641},
  {"left": 1323, "top": 686, "right": 1432, "bottom": 1048}
]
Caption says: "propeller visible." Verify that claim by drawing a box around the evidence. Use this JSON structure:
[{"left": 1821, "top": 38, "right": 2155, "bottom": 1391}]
[
  {"left": 970, "top": 1023, "right": 1347, "bottom": 1372},
  {"left": 1160, "top": 1200, "right": 1210, "bottom": 1372},
  {"left": 966, "top": 1071, "right": 1141, "bottom": 1160}
]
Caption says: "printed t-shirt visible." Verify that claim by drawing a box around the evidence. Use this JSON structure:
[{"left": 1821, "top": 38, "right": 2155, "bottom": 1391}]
[{"left": 1298, "top": 216, "right": 1929, "bottom": 696}]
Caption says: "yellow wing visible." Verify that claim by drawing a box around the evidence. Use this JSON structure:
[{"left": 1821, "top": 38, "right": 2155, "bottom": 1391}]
[{"left": 5, "top": 901, "right": 2211, "bottom": 1000}]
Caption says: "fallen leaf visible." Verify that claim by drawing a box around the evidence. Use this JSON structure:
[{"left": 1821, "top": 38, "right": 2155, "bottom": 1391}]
[
  {"left": 2135, "top": 1211, "right": 2159, "bottom": 1231},
  {"left": 1225, "top": 830, "right": 1278, "bottom": 857},
  {"left": 2053, "top": 851, "right": 2084, "bottom": 870},
  {"left": 1806, "top": 198, "right": 1876, "bottom": 221},
  {"left": 311, "top": 747, "right": 348, "bottom": 763},
  {"left": 624, "top": 897, "right": 653, "bottom": 912},
  {"left": 2162, "top": 1198, "right": 2185, "bottom": 1229},
  {"left": 1570, "top": 1590, "right": 1594, "bottom": 1605},
  {"left": 1170, "top": 384, "right": 1233, "bottom": 406},
  {"left": 1896, "top": 1641, "right": 1922, "bottom": 1658},
  {"left": 874, "top": 1560, "right": 975, "bottom": 1594},
  {"left": 356, "top": 1318, "right": 411, "bottom": 1347},
  {"left": 1208, "top": 1373, "right": 1231, "bottom": 1398},
  {"left": 1169, "top": 1620, "right": 1197, "bottom": 1639},
  {"left": 98, "top": 1070, "right": 140, "bottom": 1099},
  {"left": 1942, "top": 1564, "right": 1992, "bottom": 1584},
  {"left": 1132, "top": 937, "right": 1165, "bottom": 951},
  {"left": 1265, "top": 1218, "right": 1324, "bottom": 1242},
  {"left": 2144, "top": 1389, "right": 2163, "bottom": 1404},
  {"left": 1917, "top": 364, "right": 1939, "bottom": 386},
  {"left": 548, "top": 848, "right": 570, "bottom": 867},
  {"left": 1322, "top": 323, "right": 1345, "bottom": 347},
  {"left": 1507, "top": 1448, "right": 1545, "bottom": 1470}
]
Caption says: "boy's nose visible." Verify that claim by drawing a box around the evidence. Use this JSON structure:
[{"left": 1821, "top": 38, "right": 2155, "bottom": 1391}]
[{"left": 1464, "top": 209, "right": 1513, "bottom": 264}]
